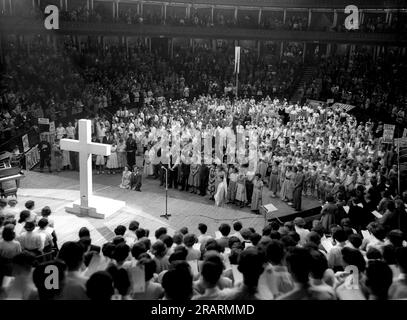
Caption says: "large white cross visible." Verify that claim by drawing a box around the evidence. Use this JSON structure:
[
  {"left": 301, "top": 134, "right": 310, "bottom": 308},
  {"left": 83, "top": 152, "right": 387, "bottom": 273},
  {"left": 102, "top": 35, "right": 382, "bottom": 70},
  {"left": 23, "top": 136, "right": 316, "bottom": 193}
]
[{"left": 60, "top": 119, "right": 111, "bottom": 209}]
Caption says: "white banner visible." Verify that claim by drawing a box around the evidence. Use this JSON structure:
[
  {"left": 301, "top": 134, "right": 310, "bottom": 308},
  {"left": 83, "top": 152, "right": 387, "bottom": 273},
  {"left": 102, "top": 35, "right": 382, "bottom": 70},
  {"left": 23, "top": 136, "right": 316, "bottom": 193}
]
[
  {"left": 38, "top": 118, "right": 49, "bottom": 125},
  {"left": 383, "top": 124, "right": 395, "bottom": 144},
  {"left": 234, "top": 46, "right": 240, "bottom": 74}
]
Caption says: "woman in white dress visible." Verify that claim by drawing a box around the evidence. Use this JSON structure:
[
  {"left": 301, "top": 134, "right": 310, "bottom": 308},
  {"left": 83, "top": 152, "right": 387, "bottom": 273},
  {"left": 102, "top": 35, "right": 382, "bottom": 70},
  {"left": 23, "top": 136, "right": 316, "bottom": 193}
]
[
  {"left": 215, "top": 173, "right": 228, "bottom": 207},
  {"left": 106, "top": 143, "right": 119, "bottom": 174},
  {"left": 117, "top": 138, "right": 127, "bottom": 169},
  {"left": 119, "top": 165, "right": 132, "bottom": 189},
  {"left": 96, "top": 138, "right": 105, "bottom": 174},
  {"left": 62, "top": 139, "right": 71, "bottom": 171},
  {"left": 143, "top": 147, "right": 154, "bottom": 176}
]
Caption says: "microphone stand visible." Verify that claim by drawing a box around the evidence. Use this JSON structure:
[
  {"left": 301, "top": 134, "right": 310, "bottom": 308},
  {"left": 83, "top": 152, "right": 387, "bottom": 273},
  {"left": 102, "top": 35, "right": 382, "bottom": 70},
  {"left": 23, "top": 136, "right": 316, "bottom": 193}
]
[{"left": 160, "top": 166, "right": 171, "bottom": 219}]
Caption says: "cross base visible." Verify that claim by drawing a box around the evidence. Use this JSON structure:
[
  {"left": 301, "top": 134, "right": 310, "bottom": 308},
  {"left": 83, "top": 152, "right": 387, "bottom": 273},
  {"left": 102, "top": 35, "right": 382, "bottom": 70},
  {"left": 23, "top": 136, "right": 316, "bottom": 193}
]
[{"left": 65, "top": 195, "right": 126, "bottom": 219}]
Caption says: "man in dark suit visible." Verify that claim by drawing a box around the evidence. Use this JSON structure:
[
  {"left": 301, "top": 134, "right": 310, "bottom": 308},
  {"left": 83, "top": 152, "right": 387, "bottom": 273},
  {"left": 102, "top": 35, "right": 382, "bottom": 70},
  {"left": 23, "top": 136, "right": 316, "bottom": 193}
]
[
  {"left": 38, "top": 138, "right": 52, "bottom": 173},
  {"left": 292, "top": 165, "right": 305, "bottom": 212},
  {"left": 168, "top": 154, "right": 179, "bottom": 189},
  {"left": 180, "top": 159, "right": 190, "bottom": 191},
  {"left": 126, "top": 133, "right": 137, "bottom": 168},
  {"left": 199, "top": 162, "right": 209, "bottom": 196}
]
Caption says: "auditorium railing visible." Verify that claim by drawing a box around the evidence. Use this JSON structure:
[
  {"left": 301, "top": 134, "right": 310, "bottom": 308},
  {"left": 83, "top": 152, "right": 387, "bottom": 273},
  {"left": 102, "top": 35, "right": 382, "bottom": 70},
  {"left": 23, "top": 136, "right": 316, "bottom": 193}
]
[{"left": 1, "top": 17, "right": 406, "bottom": 45}]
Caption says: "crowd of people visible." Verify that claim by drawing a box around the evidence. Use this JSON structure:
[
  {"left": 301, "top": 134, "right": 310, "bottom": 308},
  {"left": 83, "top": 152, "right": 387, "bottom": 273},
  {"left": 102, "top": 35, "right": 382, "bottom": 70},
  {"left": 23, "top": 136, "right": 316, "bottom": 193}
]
[
  {"left": 1, "top": 195, "right": 407, "bottom": 300},
  {"left": 0, "top": 36, "right": 302, "bottom": 145},
  {"left": 4, "top": 2, "right": 407, "bottom": 33},
  {"left": 301, "top": 49, "right": 407, "bottom": 127},
  {"left": 43, "top": 93, "right": 405, "bottom": 218}
]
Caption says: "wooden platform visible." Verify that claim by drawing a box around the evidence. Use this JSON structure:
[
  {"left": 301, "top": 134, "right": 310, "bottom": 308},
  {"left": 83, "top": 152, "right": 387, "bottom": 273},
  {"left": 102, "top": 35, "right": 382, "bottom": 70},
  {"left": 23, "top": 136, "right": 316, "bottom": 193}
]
[{"left": 15, "top": 170, "right": 321, "bottom": 247}]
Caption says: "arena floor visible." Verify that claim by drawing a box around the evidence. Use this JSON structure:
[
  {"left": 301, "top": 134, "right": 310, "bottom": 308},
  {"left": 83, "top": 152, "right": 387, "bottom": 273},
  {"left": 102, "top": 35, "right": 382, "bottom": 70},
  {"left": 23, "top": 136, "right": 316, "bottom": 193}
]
[{"left": 16, "top": 169, "right": 320, "bottom": 247}]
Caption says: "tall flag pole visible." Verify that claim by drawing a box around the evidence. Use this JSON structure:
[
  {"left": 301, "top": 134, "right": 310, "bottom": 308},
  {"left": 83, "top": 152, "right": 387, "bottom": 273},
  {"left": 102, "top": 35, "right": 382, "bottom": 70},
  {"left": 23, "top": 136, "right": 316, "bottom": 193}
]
[{"left": 234, "top": 46, "right": 240, "bottom": 98}]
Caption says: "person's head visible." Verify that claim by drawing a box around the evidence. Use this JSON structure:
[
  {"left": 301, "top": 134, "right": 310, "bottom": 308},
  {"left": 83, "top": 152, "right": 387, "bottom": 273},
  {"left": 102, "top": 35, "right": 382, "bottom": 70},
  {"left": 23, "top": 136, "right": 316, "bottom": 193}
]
[
  {"left": 58, "top": 241, "right": 85, "bottom": 271},
  {"left": 306, "top": 231, "right": 321, "bottom": 246},
  {"left": 2, "top": 225, "right": 16, "bottom": 241},
  {"left": 198, "top": 223, "right": 207, "bottom": 235},
  {"left": 24, "top": 221, "right": 36, "bottom": 232},
  {"left": 86, "top": 271, "right": 114, "bottom": 300},
  {"left": 293, "top": 217, "right": 306, "bottom": 229},
  {"left": 130, "top": 241, "right": 147, "bottom": 260},
  {"left": 183, "top": 233, "right": 197, "bottom": 248},
  {"left": 238, "top": 247, "right": 265, "bottom": 287},
  {"left": 347, "top": 234, "right": 363, "bottom": 249},
  {"left": 41, "top": 206, "right": 51, "bottom": 217},
  {"left": 262, "top": 224, "right": 273, "bottom": 237},
  {"left": 114, "top": 225, "right": 127, "bottom": 236},
  {"left": 12, "top": 252, "right": 36, "bottom": 276},
  {"left": 112, "top": 236, "right": 125, "bottom": 246},
  {"left": 102, "top": 242, "right": 116, "bottom": 259},
  {"left": 7, "top": 199, "right": 17, "bottom": 208},
  {"left": 135, "top": 228, "right": 146, "bottom": 240},
  {"left": 169, "top": 245, "right": 188, "bottom": 263},
  {"left": 266, "top": 240, "right": 285, "bottom": 265},
  {"left": 366, "top": 247, "right": 382, "bottom": 261},
  {"left": 160, "top": 234, "right": 174, "bottom": 249},
  {"left": 240, "top": 228, "right": 253, "bottom": 241},
  {"left": 172, "top": 232, "right": 184, "bottom": 245},
  {"left": 151, "top": 240, "right": 167, "bottom": 258},
  {"left": 128, "top": 220, "right": 140, "bottom": 232},
  {"left": 18, "top": 210, "right": 30, "bottom": 224},
  {"left": 200, "top": 259, "right": 223, "bottom": 289},
  {"left": 371, "top": 224, "right": 386, "bottom": 241},
  {"left": 205, "top": 239, "right": 222, "bottom": 253},
  {"left": 155, "top": 227, "right": 167, "bottom": 239},
  {"left": 139, "top": 257, "right": 157, "bottom": 282},
  {"left": 107, "top": 266, "right": 131, "bottom": 296},
  {"left": 179, "top": 227, "right": 189, "bottom": 235},
  {"left": 285, "top": 247, "right": 312, "bottom": 285},
  {"left": 365, "top": 260, "right": 393, "bottom": 300},
  {"left": 218, "top": 223, "right": 231, "bottom": 237},
  {"left": 25, "top": 200, "right": 35, "bottom": 210},
  {"left": 162, "top": 261, "right": 193, "bottom": 300},
  {"left": 37, "top": 218, "right": 49, "bottom": 230},
  {"left": 341, "top": 247, "right": 366, "bottom": 273},
  {"left": 228, "top": 236, "right": 242, "bottom": 250},
  {"left": 250, "top": 233, "right": 262, "bottom": 246},
  {"left": 113, "top": 243, "right": 130, "bottom": 264},
  {"left": 78, "top": 227, "right": 90, "bottom": 239},
  {"left": 33, "top": 260, "right": 66, "bottom": 300},
  {"left": 309, "top": 249, "right": 329, "bottom": 280},
  {"left": 233, "top": 221, "right": 243, "bottom": 232},
  {"left": 332, "top": 228, "right": 347, "bottom": 244}
]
